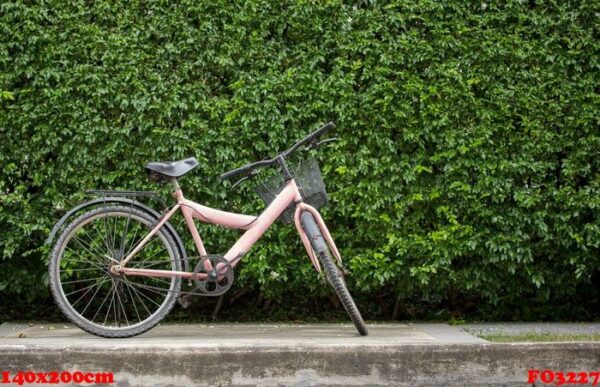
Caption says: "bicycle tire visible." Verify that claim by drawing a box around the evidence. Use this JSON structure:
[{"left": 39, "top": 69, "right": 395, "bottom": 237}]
[
  {"left": 300, "top": 212, "right": 368, "bottom": 336},
  {"left": 49, "top": 205, "right": 182, "bottom": 338}
]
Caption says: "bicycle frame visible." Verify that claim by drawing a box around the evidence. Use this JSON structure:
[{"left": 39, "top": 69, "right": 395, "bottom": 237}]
[{"left": 117, "top": 178, "right": 342, "bottom": 280}]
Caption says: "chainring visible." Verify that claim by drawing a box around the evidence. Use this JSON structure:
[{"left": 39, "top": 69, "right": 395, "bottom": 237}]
[{"left": 193, "top": 255, "right": 234, "bottom": 296}]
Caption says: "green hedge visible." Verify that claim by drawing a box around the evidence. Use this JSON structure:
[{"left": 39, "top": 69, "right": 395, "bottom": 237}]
[{"left": 1, "top": 0, "right": 598, "bottom": 320}]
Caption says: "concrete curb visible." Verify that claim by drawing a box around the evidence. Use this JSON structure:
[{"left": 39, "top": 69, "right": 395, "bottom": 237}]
[
  {"left": 1, "top": 342, "right": 599, "bottom": 386},
  {"left": 1, "top": 323, "right": 599, "bottom": 385}
]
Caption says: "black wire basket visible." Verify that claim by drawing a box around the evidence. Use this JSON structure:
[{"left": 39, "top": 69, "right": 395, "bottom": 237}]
[{"left": 255, "top": 158, "right": 328, "bottom": 224}]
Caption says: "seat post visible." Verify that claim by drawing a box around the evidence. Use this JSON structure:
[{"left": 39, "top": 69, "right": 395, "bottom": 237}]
[{"left": 171, "top": 178, "right": 183, "bottom": 201}]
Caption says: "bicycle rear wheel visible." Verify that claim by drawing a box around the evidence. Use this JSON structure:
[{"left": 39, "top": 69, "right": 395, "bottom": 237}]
[
  {"left": 300, "top": 212, "right": 368, "bottom": 336},
  {"left": 49, "top": 206, "right": 182, "bottom": 338}
]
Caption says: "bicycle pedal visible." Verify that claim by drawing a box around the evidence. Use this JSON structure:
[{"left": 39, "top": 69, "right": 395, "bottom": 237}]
[{"left": 178, "top": 294, "right": 193, "bottom": 309}]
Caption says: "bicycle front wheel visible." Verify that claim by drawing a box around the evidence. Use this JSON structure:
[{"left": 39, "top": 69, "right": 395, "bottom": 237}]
[
  {"left": 49, "top": 206, "right": 182, "bottom": 338},
  {"left": 301, "top": 212, "right": 368, "bottom": 336}
]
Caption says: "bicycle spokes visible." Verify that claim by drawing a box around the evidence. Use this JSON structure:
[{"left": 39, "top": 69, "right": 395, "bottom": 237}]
[{"left": 57, "top": 209, "right": 178, "bottom": 330}]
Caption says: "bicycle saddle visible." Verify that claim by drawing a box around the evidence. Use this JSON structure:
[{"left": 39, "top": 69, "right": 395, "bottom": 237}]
[{"left": 145, "top": 157, "right": 199, "bottom": 178}]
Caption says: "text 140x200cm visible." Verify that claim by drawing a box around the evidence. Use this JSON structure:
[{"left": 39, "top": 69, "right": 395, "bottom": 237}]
[{"left": 1, "top": 370, "right": 114, "bottom": 385}]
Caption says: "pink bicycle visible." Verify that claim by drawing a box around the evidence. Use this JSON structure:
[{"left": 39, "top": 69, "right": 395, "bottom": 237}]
[{"left": 48, "top": 122, "right": 367, "bottom": 338}]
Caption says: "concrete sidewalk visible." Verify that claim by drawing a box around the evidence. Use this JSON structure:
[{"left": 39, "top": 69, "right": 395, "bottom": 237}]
[
  {"left": 463, "top": 322, "right": 600, "bottom": 336},
  {"left": 0, "top": 322, "right": 486, "bottom": 347},
  {"left": 1, "top": 322, "right": 599, "bottom": 386}
]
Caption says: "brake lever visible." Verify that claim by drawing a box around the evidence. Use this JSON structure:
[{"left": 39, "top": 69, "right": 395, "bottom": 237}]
[
  {"left": 231, "top": 176, "right": 249, "bottom": 189},
  {"left": 231, "top": 170, "right": 259, "bottom": 189},
  {"left": 310, "top": 137, "right": 339, "bottom": 150}
]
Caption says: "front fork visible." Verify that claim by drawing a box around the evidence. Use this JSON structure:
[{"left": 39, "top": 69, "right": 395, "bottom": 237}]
[{"left": 293, "top": 203, "right": 343, "bottom": 273}]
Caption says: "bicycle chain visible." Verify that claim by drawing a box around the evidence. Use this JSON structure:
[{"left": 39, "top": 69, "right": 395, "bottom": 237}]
[
  {"left": 120, "top": 256, "right": 234, "bottom": 297},
  {"left": 125, "top": 281, "right": 213, "bottom": 297}
]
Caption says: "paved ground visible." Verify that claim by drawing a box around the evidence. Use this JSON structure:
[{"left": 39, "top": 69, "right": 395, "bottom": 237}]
[
  {"left": 463, "top": 322, "right": 600, "bottom": 336},
  {"left": 3, "top": 322, "right": 599, "bottom": 345},
  {"left": 0, "top": 322, "right": 486, "bottom": 347}
]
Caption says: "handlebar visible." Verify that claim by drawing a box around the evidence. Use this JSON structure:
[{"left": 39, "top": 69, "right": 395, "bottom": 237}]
[
  {"left": 219, "top": 121, "right": 336, "bottom": 181},
  {"left": 219, "top": 159, "right": 272, "bottom": 181},
  {"left": 282, "top": 121, "right": 335, "bottom": 158}
]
